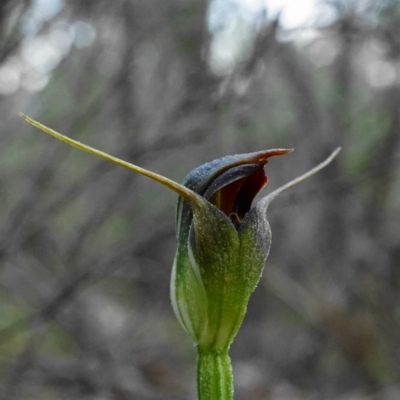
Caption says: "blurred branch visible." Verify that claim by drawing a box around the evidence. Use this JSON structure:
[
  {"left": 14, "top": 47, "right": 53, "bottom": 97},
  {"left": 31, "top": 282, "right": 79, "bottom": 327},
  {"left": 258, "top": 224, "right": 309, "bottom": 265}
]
[
  {"left": 0, "top": 0, "right": 30, "bottom": 64},
  {"left": 0, "top": 221, "right": 173, "bottom": 344}
]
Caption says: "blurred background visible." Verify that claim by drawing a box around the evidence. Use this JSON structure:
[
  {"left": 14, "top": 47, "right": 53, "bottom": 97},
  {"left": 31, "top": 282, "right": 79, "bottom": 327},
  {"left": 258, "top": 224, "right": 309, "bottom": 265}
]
[{"left": 1, "top": 0, "right": 400, "bottom": 399}]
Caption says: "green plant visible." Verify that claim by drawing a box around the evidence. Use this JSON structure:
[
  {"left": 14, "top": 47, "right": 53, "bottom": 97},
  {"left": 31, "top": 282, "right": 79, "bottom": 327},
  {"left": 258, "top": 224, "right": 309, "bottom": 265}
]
[{"left": 21, "top": 113, "right": 340, "bottom": 400}]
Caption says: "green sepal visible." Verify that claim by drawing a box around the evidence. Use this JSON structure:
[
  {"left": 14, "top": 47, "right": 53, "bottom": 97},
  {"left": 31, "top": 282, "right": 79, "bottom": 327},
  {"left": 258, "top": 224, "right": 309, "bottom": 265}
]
[
  {"left": 174, "top": 187, "right": 275, "bottom": 351},
  {"left": 170, "top": 227, "right": 208, "bottom": 343},
  {"left": 190, "top": 201, "right": 240, "bottom": 349}
]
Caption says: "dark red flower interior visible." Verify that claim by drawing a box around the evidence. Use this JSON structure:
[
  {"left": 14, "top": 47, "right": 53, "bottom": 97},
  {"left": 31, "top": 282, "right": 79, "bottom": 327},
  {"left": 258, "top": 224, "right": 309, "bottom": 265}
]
[
  {"left": 207, "top": 164, "right": 268, "bottom": 229},
  {"left": 184, "top": 148, "right": 291, "bottom": 230}
]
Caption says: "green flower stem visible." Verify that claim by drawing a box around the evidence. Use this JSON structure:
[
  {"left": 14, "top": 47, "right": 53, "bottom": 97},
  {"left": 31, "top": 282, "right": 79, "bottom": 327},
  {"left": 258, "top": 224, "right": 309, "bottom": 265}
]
[{"left": 197, "top": 347, "right": 233, "bottom": 400}]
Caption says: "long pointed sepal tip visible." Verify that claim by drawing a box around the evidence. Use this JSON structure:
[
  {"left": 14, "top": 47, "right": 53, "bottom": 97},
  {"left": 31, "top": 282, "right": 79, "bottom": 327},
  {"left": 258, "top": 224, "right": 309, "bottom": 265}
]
[
  {"left": 19, "top": 113, "right": 201, "bottom": 205},
  {"left": 262, "top": 146, "right": 342, "bottom": 204}
]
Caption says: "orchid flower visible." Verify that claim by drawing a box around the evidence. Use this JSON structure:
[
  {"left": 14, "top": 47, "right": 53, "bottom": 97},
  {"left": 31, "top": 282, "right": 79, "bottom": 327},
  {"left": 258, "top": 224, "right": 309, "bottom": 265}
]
[{"left": 20, "top": 113, "right": 340, "bottom": 400}]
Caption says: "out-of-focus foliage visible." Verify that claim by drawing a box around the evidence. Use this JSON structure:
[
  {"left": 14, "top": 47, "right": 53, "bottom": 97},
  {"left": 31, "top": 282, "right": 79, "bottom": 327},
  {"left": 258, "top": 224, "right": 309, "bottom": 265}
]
[{"left": 0, "top": 0, "right": 399, "bottom": 399}]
